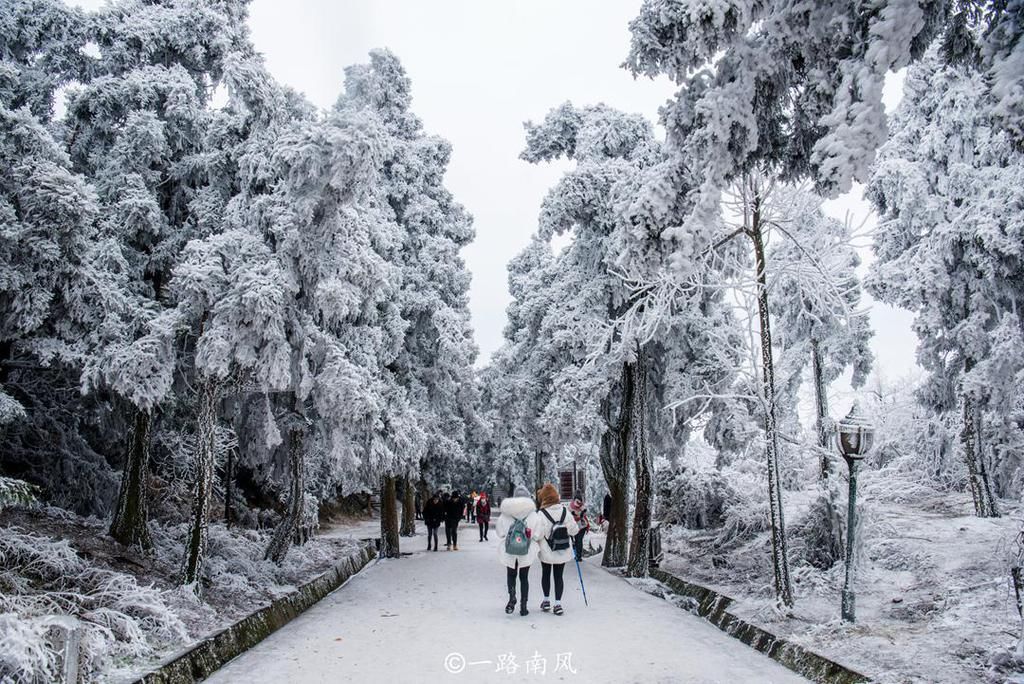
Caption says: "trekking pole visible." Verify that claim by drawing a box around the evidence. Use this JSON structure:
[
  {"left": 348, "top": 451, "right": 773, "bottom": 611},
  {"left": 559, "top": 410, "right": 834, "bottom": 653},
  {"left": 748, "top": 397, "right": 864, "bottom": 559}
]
[{"left": 573, "top": 547, "right": 589, "bottom": 607}]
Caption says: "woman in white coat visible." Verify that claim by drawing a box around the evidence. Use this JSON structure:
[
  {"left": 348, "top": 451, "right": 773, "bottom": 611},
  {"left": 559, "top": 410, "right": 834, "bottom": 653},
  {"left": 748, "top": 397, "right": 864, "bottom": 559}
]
[
  {"left": 496, "top": 486, "right": 540, "bottom": 616},
  {"left": 533, "top": 483, "right": 580, "bottom": 615}
]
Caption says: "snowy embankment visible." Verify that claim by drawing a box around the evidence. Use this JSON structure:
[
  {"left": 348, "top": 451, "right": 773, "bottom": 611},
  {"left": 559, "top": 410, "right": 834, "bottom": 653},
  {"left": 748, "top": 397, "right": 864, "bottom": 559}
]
[
  {"left": 659, "top": 479, "right": 1022, "bottom": 684},
  {"left": 0, "top": 507, "right": 363, "bottom": 683}
]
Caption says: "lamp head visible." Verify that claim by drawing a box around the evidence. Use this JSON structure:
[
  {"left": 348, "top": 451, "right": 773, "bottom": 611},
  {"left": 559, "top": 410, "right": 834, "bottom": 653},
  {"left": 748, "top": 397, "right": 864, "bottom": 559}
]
[{"left": 836, "top": 402, "right": 875, "bottom": 460}]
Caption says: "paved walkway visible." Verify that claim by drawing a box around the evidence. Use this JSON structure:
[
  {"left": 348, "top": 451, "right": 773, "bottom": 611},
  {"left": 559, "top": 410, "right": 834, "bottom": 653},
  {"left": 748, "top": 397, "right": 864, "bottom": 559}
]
[{"left": 207, "top": 521, "right": 807, "bottom": 683}]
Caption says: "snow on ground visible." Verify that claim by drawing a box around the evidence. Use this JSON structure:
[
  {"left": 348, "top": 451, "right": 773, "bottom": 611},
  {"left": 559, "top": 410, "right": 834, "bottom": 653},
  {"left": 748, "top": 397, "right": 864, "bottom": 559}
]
[
  {"left": 0, "top": 507, "right": 363, "bottom": 682},
  {"left": 661, "top": 487, "right": 1024, "bottom": 683},
  {"left": 206, "top": 521, "right": 807, "bottom": 684}
]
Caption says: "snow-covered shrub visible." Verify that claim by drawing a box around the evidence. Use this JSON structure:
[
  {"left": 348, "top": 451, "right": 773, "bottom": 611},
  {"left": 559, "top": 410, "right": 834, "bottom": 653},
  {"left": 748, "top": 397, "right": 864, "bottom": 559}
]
[
  {"left": 789, "top": 484, "right": 844, "bottom": 569},
  {"left": 149, "top": 520, "right": 344, "bottom": 604},
  {"left": 0, "top": 529, "right": 188, "bottom": 683},
  {"left": 713, "top": 466, "right": 771, "bottom": 547},
  {"left": 656, "top": 467, "right": 737, "bottom": 529},
  {"left": 0, "top": 476, "right": 37, "bottom": 511}
]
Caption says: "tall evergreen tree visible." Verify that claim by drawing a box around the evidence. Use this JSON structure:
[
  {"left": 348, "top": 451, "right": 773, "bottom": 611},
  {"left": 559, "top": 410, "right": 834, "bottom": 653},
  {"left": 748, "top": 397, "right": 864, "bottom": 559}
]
[{"left": 868, "top": 51, "right": 1024, "bottom": 516}]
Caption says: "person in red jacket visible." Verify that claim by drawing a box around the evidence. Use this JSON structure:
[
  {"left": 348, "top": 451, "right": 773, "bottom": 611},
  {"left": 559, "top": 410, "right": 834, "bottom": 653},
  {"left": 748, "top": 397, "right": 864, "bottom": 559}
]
[{"left": 477, "top": 492, "right": 492, "bottom": 541}]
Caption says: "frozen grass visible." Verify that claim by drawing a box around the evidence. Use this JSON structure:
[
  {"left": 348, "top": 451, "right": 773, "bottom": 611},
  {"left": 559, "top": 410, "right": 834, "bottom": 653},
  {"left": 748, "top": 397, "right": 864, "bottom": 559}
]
[
  {"left": 0, "top": 507, "right": 362, "bottom": 683},
  {"left": 0, "top": 528, "right": 188, "bottom": 682}
]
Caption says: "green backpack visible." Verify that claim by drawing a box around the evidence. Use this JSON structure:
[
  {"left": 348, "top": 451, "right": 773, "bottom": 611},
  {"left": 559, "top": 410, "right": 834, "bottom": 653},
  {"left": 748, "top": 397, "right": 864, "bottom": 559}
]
[{"left": 505, "top": 516, "right": 531, "bottom": 556}]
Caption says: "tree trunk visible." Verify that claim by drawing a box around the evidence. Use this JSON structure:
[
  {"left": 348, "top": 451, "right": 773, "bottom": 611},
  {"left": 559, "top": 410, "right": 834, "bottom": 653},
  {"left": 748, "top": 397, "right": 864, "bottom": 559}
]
[
  {"left": 961, "top": 393, "right": 999, "bottom": 517},
  {"left": 811, "top": 340, "right": 843, "bottom": 566},
  {"left": 224, "top": 444, "right": 234, "bottom": 529},
  {"left": 811, "top": 339, "right": 831, "bottom": 477},
  {"left": 183, "top": 379, "right": 217, "bottom": 591},
  {"left": 534, "top": 450, "right": 545, "bottom": 495},
  {"left": 600, "top": 361, "right": 632, "bottom": 568},
  {"left": 400, "top": 475, "right": 416, "bottom": 536},
  {"left": 264, "top": 426, "right": 305, "bottom": 564},
  {"left": 380, "top": 473, "right": 401, "bottom": 558},
  {"left": 109, "top": 409, "right": 154, "bottom": 549},
  {"left": 750, "top": 195, "right": 794, "bottom": 608},
  {"left": 626, "top": 345, "right": 653, "bottom": 578}
]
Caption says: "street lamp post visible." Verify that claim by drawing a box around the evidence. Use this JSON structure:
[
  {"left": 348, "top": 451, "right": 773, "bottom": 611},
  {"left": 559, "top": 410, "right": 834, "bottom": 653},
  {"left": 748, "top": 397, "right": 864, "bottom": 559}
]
[{"left": 836, "top": 402, "right": 875, "bottom": 622}]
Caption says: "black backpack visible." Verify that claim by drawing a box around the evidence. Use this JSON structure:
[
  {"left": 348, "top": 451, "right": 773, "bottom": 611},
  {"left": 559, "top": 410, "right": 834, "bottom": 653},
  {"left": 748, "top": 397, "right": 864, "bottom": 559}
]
[{"left": 542, "top": 508, "right": 571, "bottom": 551}]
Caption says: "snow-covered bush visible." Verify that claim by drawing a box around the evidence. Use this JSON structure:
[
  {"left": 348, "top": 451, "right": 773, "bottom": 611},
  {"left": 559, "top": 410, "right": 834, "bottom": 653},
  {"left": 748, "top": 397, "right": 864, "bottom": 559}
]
[
  {"left": 0, "top": 529, "right": 188, "bottom": 683},
  {"left": 656, "top": 467, "right": 738, "bottom": 529},
  {"left": 789, "top": 485, "right": 844, "bottom": 570},
  {"left": 0, "top": 477, "right": 36, "bottom": 511},
  {"left": 712, "top": 466, "right": 771, "bottom": 547}
]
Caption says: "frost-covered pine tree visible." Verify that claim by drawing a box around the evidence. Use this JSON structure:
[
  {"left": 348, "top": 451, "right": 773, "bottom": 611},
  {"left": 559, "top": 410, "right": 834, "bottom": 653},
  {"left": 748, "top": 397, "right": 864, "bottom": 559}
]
[
  {"left": 259, "top": 92, "right": 399, "bottom": 561},
  {"left": 868, "top": 50, "right": 1024, "bottom": 517},
  {"left": 624, "top": 0, "right": 1021, "bottom": 239},
  {"left": 337, "top": 50, "right": 478, "bottom": 548},
  {"left": 511, "top": 102, "right": 738, "bottom": 576},
  {"left": 0, "top": 0, "right": 137, "bottom": 514},
  {"left": 59, "top": 0, "right": 254, "bottom": 548}
]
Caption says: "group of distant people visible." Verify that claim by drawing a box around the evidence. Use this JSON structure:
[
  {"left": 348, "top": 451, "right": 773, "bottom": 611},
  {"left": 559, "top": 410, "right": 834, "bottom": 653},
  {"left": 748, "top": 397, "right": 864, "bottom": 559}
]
[
  {"left": 420, "top": 489, "right": 493, "bottom": 551},
  {"left": 496, "top": 484, "right": 590, "bottom": 617}
]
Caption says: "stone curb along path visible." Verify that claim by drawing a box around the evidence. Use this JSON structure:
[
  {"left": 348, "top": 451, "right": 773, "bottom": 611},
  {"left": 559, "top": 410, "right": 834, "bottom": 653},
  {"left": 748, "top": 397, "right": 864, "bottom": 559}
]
[
  {"left": 129, "top": 542, "right": 377, "bottom": 684},
  {"left": 649, "top": 568, "right": 871, "bottom": 684}
]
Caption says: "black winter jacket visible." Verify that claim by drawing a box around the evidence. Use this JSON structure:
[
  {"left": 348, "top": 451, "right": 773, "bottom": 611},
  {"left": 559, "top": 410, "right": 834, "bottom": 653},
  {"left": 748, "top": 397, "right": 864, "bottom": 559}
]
[
  {"left": 423, "top": 498, "right": 445, "bottom": 527},
  {"left": 445, "top": 495, "right": 465, "bottom": 523}
]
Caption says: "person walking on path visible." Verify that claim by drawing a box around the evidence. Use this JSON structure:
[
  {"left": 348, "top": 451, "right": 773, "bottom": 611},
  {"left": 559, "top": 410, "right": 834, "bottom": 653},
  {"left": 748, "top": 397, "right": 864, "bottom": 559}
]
[
  {"left": 533, "top": 483, "right": 580, "bottom": 616},
  {"left": 496, "top": 486, "right": 540, "bottom": 616},
  {"left": 469, "top": 491, "right": 478, "bottom": 523},
  {"left": 445, "top": 489, "right": 465, "bottom": 550},
  {"left": 477, "top": 492, "right": 492, "bottom": 541},
  {"left": 569, "top": 492, "right": 590, "bottom": 561},
  {"left": 422, "top": 492, "right": 444, "bottom": 551},
  {"left": 441, "top": 492, "right": 452, "bottom": 548}
]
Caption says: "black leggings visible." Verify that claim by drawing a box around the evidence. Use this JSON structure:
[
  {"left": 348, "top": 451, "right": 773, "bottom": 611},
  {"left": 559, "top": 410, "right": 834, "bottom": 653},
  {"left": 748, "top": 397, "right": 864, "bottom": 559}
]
[
  {"left": 478, "top": 520, "right": 489, "bottom": 539},
  {"left": 427, "top": 525, "right": 439, "bottom": 549},
  {"left": 506, "top": 564, "right": 529, "bottom": 602},
  {"left": 541, "top": 562, "right": 565, "bottom": 601},
  {"left": 445, "top": 520, "right": 458, "bottom": 546},
  {"left": 572, "top": 530, "right": 586, "bottom": 560}
]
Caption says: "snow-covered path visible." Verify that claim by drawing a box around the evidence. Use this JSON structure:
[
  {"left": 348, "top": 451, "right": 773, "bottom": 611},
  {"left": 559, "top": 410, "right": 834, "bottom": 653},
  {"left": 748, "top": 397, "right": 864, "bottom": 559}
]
[{"left": 206, "top": 522, "right": 807, "bottom": 683}]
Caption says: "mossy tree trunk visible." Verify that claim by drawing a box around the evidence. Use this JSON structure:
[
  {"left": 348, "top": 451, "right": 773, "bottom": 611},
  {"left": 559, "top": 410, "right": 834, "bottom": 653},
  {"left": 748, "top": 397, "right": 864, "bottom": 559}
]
[
  {"left": 110, "top": 408, "right": 154, "bottom": 549},
  {"left": 183, "top": 378, "right": 218, "bottom": 591},
  {"left": 600, "top": 360, "right": 633, "bottom": 568},
  {"left": 626, "top": 344, "right": 652, "bottom": 578},
  {"left": 380, "top": 473, "right": 401, "bottom": 558},
  {"left": 961, "top": 390, "right": 999, "bottom": 518},
  {"left": 400, "top": 475, "right": 416, "bottom": 537},
  {"left": 264, "top": 425, "right": 305, "bottom": 564}
]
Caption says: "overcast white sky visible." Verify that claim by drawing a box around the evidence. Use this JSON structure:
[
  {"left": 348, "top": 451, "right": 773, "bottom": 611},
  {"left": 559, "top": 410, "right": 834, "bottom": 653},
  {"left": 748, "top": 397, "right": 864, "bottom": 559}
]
[{"left": 69, "top": 0, "right": 919, "bottom": 387}]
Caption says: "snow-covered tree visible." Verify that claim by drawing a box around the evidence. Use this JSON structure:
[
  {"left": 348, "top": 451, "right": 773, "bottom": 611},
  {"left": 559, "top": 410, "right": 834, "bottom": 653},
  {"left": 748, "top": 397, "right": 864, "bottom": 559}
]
[
  {"left": 509, "top": 102, "right": 739, "bottom": 576},
  {"left": 59, "top": 0, "right": 254, "bottom": 548},
  {"left": 623, "top": 0, "right": 1021, "bottom": 243},
  {"left": 867, "top": 51, "right": 1024, "bottom": 517},
  {"left": 336, "top": 50, "right": 478, "bottom": 551},
  {"left": 0, "top": 0, "right": 135, "bottom": 515},
  {"left": 768, "top": 190, "right": 874, "bottom": 473}
]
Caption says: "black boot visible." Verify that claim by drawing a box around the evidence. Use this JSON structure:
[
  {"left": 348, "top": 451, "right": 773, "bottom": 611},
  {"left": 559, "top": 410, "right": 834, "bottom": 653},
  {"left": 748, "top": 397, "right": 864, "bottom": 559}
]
[
  {"left": 520, "top": 592, "right": 529, "bottom": 616},
  {"left": 505, "top": 596, "right": 516, "bottom": 614}
]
